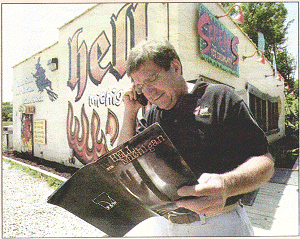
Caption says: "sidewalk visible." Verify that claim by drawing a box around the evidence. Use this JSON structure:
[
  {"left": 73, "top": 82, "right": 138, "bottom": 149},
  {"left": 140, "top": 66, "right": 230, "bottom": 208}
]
[
  {"left": 2, "top": 157, "right": 106, "bottom": 238},
  {"left": 245, "top": 168, "right": 299, "bottom": 236},
  {"left": 2, "top": 155, "right": 299, "bottom": 237}
]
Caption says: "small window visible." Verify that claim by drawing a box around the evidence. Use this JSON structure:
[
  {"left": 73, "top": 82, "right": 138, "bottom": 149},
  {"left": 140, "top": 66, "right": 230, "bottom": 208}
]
[{"left": 249, "top": 93, "right": 279, "bottom": 133}]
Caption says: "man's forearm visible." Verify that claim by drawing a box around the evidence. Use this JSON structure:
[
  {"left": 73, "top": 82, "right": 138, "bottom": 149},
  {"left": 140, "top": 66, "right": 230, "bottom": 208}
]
[
  {"left": 222, "top": 153, "right": 274, "bottom": 198},
  {"left": 117, "top": 111, "right": 138, "bottom": 145}
]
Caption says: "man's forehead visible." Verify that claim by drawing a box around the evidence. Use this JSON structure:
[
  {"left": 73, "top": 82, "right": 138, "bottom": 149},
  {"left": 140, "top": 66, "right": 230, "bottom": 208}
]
[
  {"left": 139, "top": 60, "right": 159, "bottom": 71},
  {"left": 131, "top": 61, "right": 159, "bottom": 82}
]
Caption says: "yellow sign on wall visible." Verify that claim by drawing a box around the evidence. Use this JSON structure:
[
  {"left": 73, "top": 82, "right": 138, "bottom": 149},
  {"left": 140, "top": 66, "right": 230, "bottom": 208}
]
[
  {"left": 34, "top": 120, "right": 46, "bottom": 144},
  {"left": 26, "top": 106, "right": 35, "bottom": 114}
]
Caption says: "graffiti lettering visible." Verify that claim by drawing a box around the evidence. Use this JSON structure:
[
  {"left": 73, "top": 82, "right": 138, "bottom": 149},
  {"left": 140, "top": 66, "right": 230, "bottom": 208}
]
[
  {"left": 88, "top": 31, "right": 112, "bottom": 85},
  {"left": 23, "top": 94, "right": 44, "bottom": 104},
  {"left": 68, "top": 28, "right": 88, "bottom": 102},
  {"left": 67, "top": 101, "right": 107, "bottom": 164},
  {"left": 88, "top": 88, "right": 124, "bottom": 107},
  {"left": 67, "top": 101, "right": 120, "bottom": 164},
  {"left": 110, "top": 3, "right": 147, "bottom": 80},
  {"left": 17, "top": 76, "right": 34, "bottom": 87},
  {"left": 16, "top": 83, "right": 35, "bottom": 95},
  {"left": 68, "top": 3, "right": 147, "bottom": 102}
]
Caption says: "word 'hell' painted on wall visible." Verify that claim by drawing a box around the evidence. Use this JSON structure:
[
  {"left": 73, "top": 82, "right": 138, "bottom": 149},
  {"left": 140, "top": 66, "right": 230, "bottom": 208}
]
[{"left": 68, "top": 3, "right": 147, "bottom": 102}]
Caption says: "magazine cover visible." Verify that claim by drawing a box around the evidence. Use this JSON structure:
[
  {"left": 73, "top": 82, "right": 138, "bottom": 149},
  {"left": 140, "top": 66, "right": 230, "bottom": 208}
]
[{"left": 47, "top": 123, "right": 197, "bottom": 237}]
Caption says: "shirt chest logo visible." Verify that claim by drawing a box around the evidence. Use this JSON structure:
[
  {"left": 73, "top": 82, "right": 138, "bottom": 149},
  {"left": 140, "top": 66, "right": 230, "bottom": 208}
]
[{"left": 194, "top": 106, "right": 211, "bottom": 117}]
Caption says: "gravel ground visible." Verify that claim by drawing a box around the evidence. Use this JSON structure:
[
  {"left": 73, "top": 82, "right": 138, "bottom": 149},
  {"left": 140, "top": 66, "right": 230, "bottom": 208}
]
[{"left": 2, "top": 160, "right": 106, "bottom": 238}]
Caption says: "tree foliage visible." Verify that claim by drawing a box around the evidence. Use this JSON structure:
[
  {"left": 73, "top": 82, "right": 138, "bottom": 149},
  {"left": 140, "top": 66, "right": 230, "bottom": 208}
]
[
  {"left": 221, "top": 3, "right": 296, "bottom": 87},
  {"left": 285, "top": 79, "right": 299, "bottom": 135},
  {"left": 2, "top": 102, "right": 13, "bottom": 122},
  {"left": 240, "top": 3, "right": 289, "bottom": 53},
  {"left": 276, "top": 47, "right": 296, "bottom": 88},
  {"left": 270, "top": 83, "right": 299, "bottom": 168}
]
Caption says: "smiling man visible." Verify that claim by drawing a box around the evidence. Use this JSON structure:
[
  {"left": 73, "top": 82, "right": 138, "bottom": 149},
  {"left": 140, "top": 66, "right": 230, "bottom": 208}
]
[{"left": 118, "top": 39, "right": 274, "bottom": 236}]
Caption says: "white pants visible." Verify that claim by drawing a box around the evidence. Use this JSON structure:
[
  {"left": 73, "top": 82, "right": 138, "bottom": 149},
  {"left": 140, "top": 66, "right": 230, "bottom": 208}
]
[{"left": 125, "top": 205, "right": 254, "bottom": 237}]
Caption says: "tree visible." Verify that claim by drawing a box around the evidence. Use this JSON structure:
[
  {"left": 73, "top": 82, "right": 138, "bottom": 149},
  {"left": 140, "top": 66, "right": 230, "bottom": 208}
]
[
  {"left": 223, "top": 3, "right": 289, "bottom": 54},
  {"left": 240, "top": 3, "right": 289, "bottom": 55},
  {"left": 2, "top": 102, "right": 13, "bottom": 122},
  {"left": 285, "top": 78, "right": 299, "bottom": 135},
  {"left": 221, "top": 3, "right": 296, "bottom": 86},
  {"left": 275, "top": 47, "right": 296, "bottom": 88}
]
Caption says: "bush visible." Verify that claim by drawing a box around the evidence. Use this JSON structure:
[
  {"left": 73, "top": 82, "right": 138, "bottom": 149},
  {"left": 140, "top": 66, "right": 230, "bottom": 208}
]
[
  {"left": 270, "top": 135, "right": 299, "bottom": 168},
  {"left": 271, "top": 81, "right": 299, "bottom": 169},
  {"left": 2, "top": 102, "right": 13, "bottom": 122},
  {"left": 285, "top": 91, "right": 299, "bottom": 134}
]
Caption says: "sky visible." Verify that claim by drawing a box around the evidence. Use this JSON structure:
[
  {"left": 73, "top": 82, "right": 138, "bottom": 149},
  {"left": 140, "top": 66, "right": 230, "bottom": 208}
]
[
  {"left": 2, "top": 3, "right": 96, "bottom": 102},
  {"left": 284, "top": 2, "right": 299, "bottom": 78},
  {"left": 2, "top": 2, "right": 299, "bottom": 102}
]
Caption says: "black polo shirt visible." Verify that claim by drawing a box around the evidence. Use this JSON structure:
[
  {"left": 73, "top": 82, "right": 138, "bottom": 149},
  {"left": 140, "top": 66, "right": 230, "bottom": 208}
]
[{"left": 137, "top": 82, "right": 269, "bottom": 205}]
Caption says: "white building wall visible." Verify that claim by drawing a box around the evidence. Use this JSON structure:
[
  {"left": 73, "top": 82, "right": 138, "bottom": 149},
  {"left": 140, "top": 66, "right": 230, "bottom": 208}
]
[{"left": 12, "top": 3, "right": 285, "bottom": 167}]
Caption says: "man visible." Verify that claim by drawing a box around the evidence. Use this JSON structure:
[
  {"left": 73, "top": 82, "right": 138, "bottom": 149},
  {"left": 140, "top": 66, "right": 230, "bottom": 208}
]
[{"left": 118, "top": 39, "right": 274, "bottom": 236}]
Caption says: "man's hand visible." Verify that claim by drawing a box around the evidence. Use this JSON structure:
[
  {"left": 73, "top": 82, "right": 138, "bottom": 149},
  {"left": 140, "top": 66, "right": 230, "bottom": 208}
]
[
  {"left": 175, "top": 154, "right": 274, "bottom": 216},
  {"left": 123, "top": 86, "right": 144, "bottom": 113},
  {"left": 118, "top": 85, "right": 144, "bottom": 146},
  {"left": 176, "top": 173, "right": 228, "bottom": 216}
]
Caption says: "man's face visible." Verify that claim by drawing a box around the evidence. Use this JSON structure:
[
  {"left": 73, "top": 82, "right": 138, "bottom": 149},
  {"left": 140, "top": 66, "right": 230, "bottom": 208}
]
[{"left": 131, "top": 60, "right": 187, "bottom": 110}]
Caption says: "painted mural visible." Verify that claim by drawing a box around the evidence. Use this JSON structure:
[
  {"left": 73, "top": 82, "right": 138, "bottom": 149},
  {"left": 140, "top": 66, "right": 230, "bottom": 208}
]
[
  {"left": 88, "top": 88, "right": 124, "bottom": 108},
  {"left": 32, "top": 57, "right": 58, "bottom": 102},
  {"left": 67, "top": 101, "right": 121, "bottom": 165},
  {"left": 67, "top": 3, "right": 147, "bottom": 102},
  {"left": 66, "top": 3, "right": 148, "bottom": 165},
  {"left": 17, "top": 57, "right": 59, "bottom": 105},
  {"left": 21, "top": 114, "right": 33, "bottom": 154},
  {"left": 106, "top": 109, "right": 119, "bottom": 146}
]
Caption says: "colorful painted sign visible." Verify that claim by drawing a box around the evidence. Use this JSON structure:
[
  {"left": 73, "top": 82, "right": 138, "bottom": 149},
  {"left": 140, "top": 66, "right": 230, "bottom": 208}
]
[
  {"left": 198, "top": 3, "right": 239, "bottom": 77},
  {"left": 21, "top": 114, "right": 33, "bottom": 154},
  {"left": 25, "top": 106, "right": 35, "bottom": 114}
]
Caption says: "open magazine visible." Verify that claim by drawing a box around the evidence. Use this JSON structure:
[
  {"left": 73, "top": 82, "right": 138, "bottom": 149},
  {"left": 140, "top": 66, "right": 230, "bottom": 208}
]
[{"left": 47, "top": 123, "right": 198, "bottom": 237}]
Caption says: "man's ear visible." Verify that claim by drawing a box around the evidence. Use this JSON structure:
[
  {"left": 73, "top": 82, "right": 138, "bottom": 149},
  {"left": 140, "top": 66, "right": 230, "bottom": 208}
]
[{"left": 171, "top": 59, "right": 182, "bottom": 75}]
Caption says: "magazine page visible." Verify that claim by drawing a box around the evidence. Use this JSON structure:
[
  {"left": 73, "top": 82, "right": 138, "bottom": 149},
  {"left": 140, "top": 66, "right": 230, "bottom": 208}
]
[
  {"left": 48, "top": 161, "right": 156, "bottom": 237},
  {"left": 98, "top": 123, "right": 198, "bottom": 211},
  {"left": 47, "top": 123, "right": 197, "bottom": 237}
]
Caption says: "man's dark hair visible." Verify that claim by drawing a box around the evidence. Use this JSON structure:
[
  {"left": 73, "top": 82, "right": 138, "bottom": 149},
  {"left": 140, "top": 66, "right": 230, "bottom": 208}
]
[{"left": 126, "top": 39, "right": 182, "bottom": 77}]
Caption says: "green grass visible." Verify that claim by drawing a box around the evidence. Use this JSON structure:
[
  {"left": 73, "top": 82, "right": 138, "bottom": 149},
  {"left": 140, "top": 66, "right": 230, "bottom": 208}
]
[{"left": 3, "top": 157, "right": 64, "bottom": 190}]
